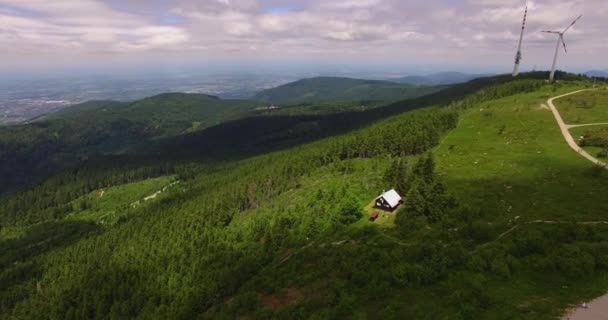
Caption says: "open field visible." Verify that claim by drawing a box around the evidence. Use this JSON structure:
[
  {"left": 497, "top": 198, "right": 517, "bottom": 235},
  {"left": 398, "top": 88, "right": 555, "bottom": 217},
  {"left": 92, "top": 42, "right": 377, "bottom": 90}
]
[
  {"left": 435, "top": 84, "right": 608, "bottom": 223},
  {"left": 554, "top": 89, "right": 608, "bottom": 124},
  {"left": 570, "top": 124, "right": 608, "bottom": 159},
  {"left": 66, "top": 175, "right": 177, "bottom": 225}
]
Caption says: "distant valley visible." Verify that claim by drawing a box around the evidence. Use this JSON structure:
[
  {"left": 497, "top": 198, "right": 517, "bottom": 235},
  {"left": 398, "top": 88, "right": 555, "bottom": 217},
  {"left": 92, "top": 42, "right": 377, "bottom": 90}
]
[
  {"left": 0, "top": 72, "right": 485, "bottom": 125},
  {"left": 0, "top": 73, "right": 293, "bottom": 125}
]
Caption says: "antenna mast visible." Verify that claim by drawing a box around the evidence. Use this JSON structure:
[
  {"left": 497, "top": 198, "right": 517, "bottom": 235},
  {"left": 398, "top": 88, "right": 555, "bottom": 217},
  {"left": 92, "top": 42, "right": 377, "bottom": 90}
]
[{"left": 512, "top": 5, "right": 528, "bottom": 77}]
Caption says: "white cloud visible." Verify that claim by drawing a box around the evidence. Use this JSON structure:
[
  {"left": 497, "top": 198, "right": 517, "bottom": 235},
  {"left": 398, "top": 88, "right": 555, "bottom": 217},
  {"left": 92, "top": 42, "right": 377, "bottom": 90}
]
[{"left": 1, "top": 0, "right": 607, "bottom": 69}]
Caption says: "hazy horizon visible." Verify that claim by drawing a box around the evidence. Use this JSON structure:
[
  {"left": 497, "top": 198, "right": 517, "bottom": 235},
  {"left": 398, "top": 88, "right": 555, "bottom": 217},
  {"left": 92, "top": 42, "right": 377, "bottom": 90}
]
[{"left": 2, "top": 0, "right": 608, "bottom": 73}]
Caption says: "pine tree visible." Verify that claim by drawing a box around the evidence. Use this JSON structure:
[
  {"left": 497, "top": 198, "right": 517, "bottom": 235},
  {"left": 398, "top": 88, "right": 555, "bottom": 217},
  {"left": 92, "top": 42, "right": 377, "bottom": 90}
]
[
  {"left": 403, "top": 179, "right": 426, "bottom": 218},
  {"left": 395, "top": 159, "right": 410, "bottom": 195},
  {"left": 412, "top": 153, "right": 437, "bottom": 184},
  {"left": 338, "top": 194, "right": 363, "bottom": 225}
]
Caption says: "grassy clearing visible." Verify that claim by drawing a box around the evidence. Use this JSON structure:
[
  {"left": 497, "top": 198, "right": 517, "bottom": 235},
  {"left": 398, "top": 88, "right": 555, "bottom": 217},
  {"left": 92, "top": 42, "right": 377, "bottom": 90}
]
[
  {"left": 554, "top": 89, "right": 608, "bottom": 124},
  {"left": 0, "top": 226, "right": 26, "bottom": 241},
  {"left": 363, "top": 201, "right": 398, "bottom": 228},
  {"left": 231, "top": 158, "right": 395, "bottom": 240},
  {"left": 435, "top": 84, "right": 608, "bottom": 224},
  {"left": 65, "top": 175, "right": 177, "bottom": 225},
  {"left": 430, "top": 84, "right": 608, "bottom": 317},
  {"left": 570, "top": 125, "right": 608, "bottom": 159}
]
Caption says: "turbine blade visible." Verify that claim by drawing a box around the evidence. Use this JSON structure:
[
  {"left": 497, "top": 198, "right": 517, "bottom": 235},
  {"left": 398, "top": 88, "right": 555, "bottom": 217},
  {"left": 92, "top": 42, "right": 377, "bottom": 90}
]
[
  {"left": 562, "top": 15, "right": 583, "bottom": 33},
  {"left": 541, "top": 31, "right": 560, "bottom": 34},
  {"left": 561, "top": 35, "right": 567, "bottom": 53}
]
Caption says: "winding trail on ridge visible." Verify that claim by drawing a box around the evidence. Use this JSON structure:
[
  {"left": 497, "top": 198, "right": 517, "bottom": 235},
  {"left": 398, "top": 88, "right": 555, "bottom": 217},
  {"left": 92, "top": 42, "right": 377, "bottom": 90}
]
[
  {"left": 547, "top": 90, "right": 608, "bottom": 319},
  {"left": 547, "top": 89, "right": 607, "bottom": 168}
]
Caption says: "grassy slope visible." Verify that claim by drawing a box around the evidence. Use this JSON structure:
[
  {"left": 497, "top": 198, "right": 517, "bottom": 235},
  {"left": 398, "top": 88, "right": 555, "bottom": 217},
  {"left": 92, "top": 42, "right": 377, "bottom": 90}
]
[
  {"left": 253, "top": 77, "right": 438, "bottom": 104},
  {"left": 435, "top": 84, "right": 608, "bottom": 222},
  {"left": 65, "top": 175, "right": 177, "bottom": 225},
  {"left": 0, "top": 176, "right": 176, "bottom": 243},
  {"left": 432, "top": 84, "right": 608, "bottom": 319},
  {"left": 204, "top": 81, "right": 608, "bottom": 319},
  {"left": 570, "top": 125, "right": 608, "bottom": 157},
  {"left": 554, "top": 89, "right": 608, "bottom": 124}
]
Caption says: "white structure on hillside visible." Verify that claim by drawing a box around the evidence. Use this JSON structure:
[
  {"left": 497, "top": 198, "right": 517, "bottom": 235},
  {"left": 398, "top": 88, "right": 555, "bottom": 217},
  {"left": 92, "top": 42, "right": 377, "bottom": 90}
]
[{"left": 374, "top": 189, "right": 402, "bottom": 211}]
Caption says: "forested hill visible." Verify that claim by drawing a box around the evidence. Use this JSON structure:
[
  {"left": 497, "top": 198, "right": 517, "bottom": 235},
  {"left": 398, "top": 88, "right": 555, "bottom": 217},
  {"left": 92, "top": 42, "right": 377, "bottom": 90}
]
[
  {"left": 3, "top": 72, "right": 607, "bottom": 319},
  {"left": 39, "top": 93, "right": 260, "bottom": 133},
  {"left": 252, "top": 76, "right": 439, "bottom": 104},
  {"left": 0, "top": 93, "right": 264, "bottom": 195},
  {"left": 149, "top": 72, "right": 562, "bottom": 159},
  {"left": 392, "top": 71, "right": 490, "bottom": 86},
  {"left": 0, "top": 72, "right": 572, "bottom": 195}
]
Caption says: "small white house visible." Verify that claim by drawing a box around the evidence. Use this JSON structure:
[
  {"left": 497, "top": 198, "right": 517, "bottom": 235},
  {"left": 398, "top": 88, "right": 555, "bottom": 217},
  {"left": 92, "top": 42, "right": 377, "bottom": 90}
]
[{"left": 374, "top": 189, "right": 402, "bottom": 211}]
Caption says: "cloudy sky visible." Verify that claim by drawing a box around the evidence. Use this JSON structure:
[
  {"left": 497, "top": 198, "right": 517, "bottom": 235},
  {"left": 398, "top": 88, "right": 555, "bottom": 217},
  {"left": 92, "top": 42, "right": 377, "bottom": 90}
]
[{"left": 1, "top": 0, "right": 606, "bottom": 73}]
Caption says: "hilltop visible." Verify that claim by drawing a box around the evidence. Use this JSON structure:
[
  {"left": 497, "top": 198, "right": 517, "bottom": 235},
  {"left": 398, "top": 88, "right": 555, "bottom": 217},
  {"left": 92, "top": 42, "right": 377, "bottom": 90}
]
[
  {"left": 392, "top": 71, "right": 490, "bottom": 86},
  {"left": 252, "top": 76, "right": 438, "bottom": 104},
  {"left": 38, "top": 93, "right": 257, "bottom": 135},
  {"left": 2, "top": 72, "right": 608, "bottom": 319},
  {"left": 585, "top": 70, "right": 608, "bottom": 78}
]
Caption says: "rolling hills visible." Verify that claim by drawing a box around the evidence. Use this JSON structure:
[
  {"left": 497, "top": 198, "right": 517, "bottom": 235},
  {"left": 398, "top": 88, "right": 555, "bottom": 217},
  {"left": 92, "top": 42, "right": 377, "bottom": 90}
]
[
  {"left": 2, "top": 72, "right": 608, "bottom": 319},
  {"left": 0, "top": 93, "right": 265, "bottom": 194},
  {"left": 585, "top": 70, "right": 608, "bottom": 78},
  {"left": 252, "top": 76, "right": 439, "bottom": 105},
  {"left": 392, "top": 71, "right": 490, "bottom": 86},
  {"left": 0, "top": 73, "right": 504, "bottom": 194},
  {"left": 38, "top": 93, "right": 263, "bottom": 135}
]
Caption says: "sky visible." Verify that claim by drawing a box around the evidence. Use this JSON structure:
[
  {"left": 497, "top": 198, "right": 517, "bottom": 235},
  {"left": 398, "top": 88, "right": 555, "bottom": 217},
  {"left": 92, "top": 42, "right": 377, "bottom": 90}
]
[{"left": 0, "top": 0, "right": 607, "bottom": 74}]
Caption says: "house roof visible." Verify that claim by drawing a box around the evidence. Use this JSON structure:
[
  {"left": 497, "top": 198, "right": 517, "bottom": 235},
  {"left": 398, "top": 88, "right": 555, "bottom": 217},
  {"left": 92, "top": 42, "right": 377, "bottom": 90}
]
[{"left": 377, "top": 189, "right": 402, "bottom": 207}]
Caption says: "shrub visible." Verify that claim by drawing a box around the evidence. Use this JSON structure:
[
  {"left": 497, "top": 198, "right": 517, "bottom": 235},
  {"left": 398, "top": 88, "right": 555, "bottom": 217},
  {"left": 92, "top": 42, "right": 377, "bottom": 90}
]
[
  {"left": 337, "top": 195, "right": 363, "bottom": 225},
  {"left": 551, "top": 244, "right": 596, "bottom": 277}
]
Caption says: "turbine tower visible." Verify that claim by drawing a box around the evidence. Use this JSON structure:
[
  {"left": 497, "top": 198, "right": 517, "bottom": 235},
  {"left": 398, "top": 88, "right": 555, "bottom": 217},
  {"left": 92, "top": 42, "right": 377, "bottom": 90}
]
[
  {"left": 512, "top": 5, "right": 528, "bottom": 77},
  {"left": 542, "top": 15, "right": 582, "bottom": 82}
]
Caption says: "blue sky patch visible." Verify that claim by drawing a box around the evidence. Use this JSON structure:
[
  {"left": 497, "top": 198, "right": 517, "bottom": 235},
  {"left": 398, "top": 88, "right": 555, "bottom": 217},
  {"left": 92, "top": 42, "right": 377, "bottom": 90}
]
[
  {"left": 0, "top": 4, "right": 40, "bottom": 17},
  {"left": 262, "top": 4, "right": 302, "bottom": 14}
]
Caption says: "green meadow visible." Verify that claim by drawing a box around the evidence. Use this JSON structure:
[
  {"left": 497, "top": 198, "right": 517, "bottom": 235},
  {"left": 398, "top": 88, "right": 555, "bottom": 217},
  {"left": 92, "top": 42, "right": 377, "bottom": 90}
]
[
  {"left": 555, "top": 89, "right": 608, "bottom": 124},
  {"left": 66, "top": 175, "right": 177, "bottom": 225}
]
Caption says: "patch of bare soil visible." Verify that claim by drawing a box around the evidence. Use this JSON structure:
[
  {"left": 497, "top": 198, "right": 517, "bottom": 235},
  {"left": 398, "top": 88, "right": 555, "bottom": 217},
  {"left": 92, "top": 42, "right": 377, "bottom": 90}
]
[{"left": 260, "top": 287, "right": 302, "bottom": 310}]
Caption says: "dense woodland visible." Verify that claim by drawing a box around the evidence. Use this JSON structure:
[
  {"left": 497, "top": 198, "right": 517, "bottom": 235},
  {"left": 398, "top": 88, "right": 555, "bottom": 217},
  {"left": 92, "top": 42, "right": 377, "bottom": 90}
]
[
  {"left": 0, "top": 72, "right": 554, "bottom": 194},
  {"left": 1, "top": 72, "right": 605, "bottom": 319},
  {"left": 252, "top": 76, "right": 439, "bottom": 104}
]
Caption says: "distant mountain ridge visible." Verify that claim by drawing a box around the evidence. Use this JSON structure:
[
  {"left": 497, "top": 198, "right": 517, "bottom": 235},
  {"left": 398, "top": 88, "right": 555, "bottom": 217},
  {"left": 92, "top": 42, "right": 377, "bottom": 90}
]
[
  {"left": 253, "top": 76, "right": 438, "bottom": 105},
  {"left": 38, "top": 93, "right": 257, "bottom": 135},
  {"left": 392, "top": 72, "right": 491, "bottom": 86},
  {"left": 585, "top": 70, "right": 608, "bottom": 78}
]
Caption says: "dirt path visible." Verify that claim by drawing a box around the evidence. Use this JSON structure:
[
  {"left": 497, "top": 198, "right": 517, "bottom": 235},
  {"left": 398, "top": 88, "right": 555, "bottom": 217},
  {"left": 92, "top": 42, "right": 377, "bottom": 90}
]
[
  {"left": 547, "top": 90, "right": 607, "bottom": 168},
  {"left": 476, "top": 220, "right": 608, "bottom": 253},
  {"left": 564, "top": 295, "right": 608, "bottom": 320},
  {"left": 567, "top": 122, "right": 608, "bottom": 129}
]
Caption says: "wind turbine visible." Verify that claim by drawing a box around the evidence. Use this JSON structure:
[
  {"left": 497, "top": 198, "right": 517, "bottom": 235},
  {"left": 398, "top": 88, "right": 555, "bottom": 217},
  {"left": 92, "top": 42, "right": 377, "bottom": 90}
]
[
  {"left": 512, "top": 4, "right": 528, "bottom": 77},
  {"left": 542, "top": 15, "right": 582, "bottom": 82}
]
